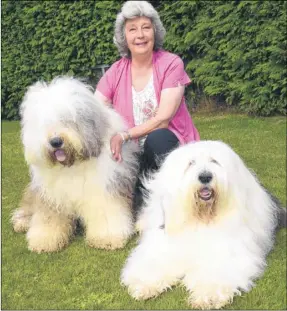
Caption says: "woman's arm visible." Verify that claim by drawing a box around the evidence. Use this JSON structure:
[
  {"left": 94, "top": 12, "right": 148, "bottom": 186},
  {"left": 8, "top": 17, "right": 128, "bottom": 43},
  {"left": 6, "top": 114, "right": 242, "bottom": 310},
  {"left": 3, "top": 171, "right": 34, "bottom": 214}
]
[
  {"left": 129, "top": 85, "right": 185, "bottom": 138},
  {"left": 111, "top": 85, "right": 185, "bottom": 162},
  {"left": 94, "top": 90, "right": 112, "bottom": 106}
]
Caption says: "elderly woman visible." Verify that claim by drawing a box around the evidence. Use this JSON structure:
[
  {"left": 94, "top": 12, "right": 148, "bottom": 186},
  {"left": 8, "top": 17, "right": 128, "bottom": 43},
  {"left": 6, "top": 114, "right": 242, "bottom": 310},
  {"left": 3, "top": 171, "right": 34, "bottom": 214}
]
[{"left": 95, "top": 0, "right": 200, "bottom": 207}]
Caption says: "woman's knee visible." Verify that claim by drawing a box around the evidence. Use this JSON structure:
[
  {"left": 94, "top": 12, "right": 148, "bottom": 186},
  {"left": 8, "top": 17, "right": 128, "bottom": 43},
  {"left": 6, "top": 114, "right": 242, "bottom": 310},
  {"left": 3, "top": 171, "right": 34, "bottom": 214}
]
[{"left": 144, "top": 128, "right": 179, "bottom": 156}]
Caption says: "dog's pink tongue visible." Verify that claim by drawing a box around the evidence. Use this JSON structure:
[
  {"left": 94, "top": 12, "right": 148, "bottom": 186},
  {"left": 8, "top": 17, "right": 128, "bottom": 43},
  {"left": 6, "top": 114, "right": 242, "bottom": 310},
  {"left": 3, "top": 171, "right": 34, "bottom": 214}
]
[
  {"left": 201, "top": 188, "right": 210, "bottom": 195},
  {"left": 55, "top": 150, "right": 66, "bottom": 162},
  {"left": 200, "top": 188, "right": 212, "bottom": 198}
]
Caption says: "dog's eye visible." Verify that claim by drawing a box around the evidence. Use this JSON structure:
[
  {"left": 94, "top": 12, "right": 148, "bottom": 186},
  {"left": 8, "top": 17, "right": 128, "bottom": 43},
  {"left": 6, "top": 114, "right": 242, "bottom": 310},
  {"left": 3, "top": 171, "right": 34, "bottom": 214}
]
[
  {"left": 184, "top": 160, "right": 195, "bottom": 173},
  {"left": 210, "top": 158, "right": 220, "bottom": 165},
  {"left": 188, "top": 160, "right": 195, "bottom": 167}
]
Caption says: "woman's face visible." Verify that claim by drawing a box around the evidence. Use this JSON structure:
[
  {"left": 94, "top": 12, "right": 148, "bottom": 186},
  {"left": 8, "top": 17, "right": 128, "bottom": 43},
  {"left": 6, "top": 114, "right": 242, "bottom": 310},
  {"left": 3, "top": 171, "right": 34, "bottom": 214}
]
[{"left": 125, "top": 16, "right": 155, "bottom": 58}]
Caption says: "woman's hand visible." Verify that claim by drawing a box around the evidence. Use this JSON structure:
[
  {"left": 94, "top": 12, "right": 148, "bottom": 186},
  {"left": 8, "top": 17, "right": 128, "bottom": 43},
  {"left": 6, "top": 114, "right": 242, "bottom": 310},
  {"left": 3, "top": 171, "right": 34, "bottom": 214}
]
[{"left": 110, "top": 133, "right": 124, "bottom": 162}]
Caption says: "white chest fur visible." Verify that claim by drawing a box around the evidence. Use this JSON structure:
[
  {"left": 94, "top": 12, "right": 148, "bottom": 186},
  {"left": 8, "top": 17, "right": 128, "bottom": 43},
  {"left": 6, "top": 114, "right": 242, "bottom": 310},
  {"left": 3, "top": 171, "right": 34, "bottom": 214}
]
[{"left": 31, "top": 157, "right": 113, "bottom": 213}]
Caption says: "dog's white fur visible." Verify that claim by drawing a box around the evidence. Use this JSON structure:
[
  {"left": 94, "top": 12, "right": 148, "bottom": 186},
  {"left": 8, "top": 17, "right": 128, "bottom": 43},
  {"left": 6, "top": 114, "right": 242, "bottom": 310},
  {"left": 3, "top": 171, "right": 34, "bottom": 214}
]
[
  {"left": 121, "top": 141, "right": 279, "bottom": 309},
  {"left": 12, "top": 77, "right": 139, "bottom": 253}
]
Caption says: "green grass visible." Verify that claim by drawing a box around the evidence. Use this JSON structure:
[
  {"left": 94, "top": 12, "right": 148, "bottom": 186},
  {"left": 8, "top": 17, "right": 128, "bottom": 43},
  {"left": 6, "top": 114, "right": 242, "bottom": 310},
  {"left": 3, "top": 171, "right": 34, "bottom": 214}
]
[{"left": 2, "top": 115, "right": 286, "bottom": 310}]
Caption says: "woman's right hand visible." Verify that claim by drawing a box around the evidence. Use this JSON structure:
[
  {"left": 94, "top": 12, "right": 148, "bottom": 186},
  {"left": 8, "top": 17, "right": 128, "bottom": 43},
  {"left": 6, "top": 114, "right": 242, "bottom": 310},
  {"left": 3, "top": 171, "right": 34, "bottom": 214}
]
[{"left": 110, "top": 133, "right": 124, "bottom": 162}]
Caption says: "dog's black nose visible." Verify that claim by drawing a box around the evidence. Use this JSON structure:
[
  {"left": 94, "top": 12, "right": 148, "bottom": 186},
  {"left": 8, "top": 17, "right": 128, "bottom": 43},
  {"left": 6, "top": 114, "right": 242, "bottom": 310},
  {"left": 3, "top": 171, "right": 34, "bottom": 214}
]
[
  {"left": 198, "top": 171, "right": 213, "bottom": 184},
  {"left": 50, "top": 137, "right": 63, "bottom": 148}
]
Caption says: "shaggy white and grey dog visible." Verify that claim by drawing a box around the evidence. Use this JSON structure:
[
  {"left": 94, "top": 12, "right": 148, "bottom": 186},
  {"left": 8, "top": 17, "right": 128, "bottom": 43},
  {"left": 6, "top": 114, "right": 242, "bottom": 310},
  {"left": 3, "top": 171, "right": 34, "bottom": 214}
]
[
  {"left": 12, "top": 77, "right": 139, "bottom": 253},
  {"left": 121, "top": 141, "right": 284, "bottom": 309}
]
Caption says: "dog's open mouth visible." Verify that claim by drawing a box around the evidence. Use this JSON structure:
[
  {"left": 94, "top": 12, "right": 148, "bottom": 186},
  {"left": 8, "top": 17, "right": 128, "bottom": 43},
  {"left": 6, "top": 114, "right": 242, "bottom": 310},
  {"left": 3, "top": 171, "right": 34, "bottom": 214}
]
[
  {"left": 54, "top": 149, "right": 67, "bottom": 162},
  {"left": 198, "top": 187, "right": 214, "bottom": 201}
]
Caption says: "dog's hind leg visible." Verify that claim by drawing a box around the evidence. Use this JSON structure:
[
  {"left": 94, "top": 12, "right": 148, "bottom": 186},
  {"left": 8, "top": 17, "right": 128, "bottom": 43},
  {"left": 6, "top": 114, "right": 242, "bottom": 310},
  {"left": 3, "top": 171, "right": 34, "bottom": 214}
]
[
  {"left": 26, "top": 195, "right": 75, "bottom": 253},
  {"left": 11, "top": 184, "right": 35, "bottom": 233},
  {"left": 121, "top": 229, "right": 182, "bottom": 300}
]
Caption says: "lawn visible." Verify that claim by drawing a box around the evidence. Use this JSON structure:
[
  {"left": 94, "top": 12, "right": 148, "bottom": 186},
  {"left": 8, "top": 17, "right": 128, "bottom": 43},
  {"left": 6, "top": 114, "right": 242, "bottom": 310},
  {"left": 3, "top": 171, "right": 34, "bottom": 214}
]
[{"left": 1, "top": 114, "right": 286, "bottom": 310}]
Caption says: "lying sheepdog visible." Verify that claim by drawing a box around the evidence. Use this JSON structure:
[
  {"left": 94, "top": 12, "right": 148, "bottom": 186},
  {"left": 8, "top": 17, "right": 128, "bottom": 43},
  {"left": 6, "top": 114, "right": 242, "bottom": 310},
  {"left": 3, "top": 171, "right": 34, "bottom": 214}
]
[
  {"left": 12, "top": 77, "right": 139, "bottom": 253},
  {"left": 121, "top": 141, "right": 285, "bottom": 309}
]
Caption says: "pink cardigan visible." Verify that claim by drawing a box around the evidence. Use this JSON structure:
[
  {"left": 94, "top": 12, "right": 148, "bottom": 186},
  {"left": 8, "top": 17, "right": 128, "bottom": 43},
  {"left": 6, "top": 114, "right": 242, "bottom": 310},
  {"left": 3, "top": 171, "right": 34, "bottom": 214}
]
[{"left": 96, "top": 49, "right": 200, "bottom": 144}]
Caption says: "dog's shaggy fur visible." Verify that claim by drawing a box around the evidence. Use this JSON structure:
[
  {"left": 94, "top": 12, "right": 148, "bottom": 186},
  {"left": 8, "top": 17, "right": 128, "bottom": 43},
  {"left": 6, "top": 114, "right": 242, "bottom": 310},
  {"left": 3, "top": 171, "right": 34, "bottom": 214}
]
[
  {"left": 121, "top": 141, "right": 285, "bottom": 309},
  {"left": 12, "top": 77, "right": 139, "bottom": 253}
]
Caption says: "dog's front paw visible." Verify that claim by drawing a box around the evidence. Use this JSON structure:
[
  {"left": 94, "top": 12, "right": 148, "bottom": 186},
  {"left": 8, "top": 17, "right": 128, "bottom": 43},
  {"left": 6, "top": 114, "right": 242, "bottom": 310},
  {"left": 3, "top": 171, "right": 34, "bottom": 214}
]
[
  {"left": 11, "top": 209, "right": 32, "bottom": 233},
  {"left": 122, "top": 280, "right": 162, "bottom": 300},
  {"left": 188, "top": 286, "right": 238, "bottom": 310},
  {"left": 121, "top": 270, "right": 175, "bottom": 301},
  {"left": 86, "top": 235, "right": 128, "bottom": 250},
  {"left": 27, "top": 225, "right": 71, "bottom": 253}
]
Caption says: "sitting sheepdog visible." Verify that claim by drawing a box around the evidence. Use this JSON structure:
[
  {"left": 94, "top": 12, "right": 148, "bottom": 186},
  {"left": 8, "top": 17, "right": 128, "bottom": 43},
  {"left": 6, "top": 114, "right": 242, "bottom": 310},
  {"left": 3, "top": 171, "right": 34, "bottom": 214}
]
[
  {"left": 121, "top": 141, "right": 285, "bottom": 310},
  {"left": 12, "top": 77, "right": 139, "bottom": 253}
]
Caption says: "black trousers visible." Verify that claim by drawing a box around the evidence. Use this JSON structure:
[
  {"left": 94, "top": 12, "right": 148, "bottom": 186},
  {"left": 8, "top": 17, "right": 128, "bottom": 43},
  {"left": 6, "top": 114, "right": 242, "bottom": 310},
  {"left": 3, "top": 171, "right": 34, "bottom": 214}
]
[{"left": 133, "top": 128, "right": 180, "bottom": 214}]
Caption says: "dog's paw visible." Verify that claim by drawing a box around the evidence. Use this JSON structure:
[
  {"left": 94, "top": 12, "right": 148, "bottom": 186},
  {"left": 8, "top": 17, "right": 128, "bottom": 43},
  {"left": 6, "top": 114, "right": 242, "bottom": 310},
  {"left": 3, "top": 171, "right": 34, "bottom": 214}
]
[
  {"left": 121, "top": 271, "right": 176, "bottom": 301},
  {"left": 11, "top": 209, "right": 31, "bottom": 233},
  {"left": 27, "top": 225, "right": 70, "bottom": 253},
  {"left": 123, "top": 281, "right": 162, "bottom": 300},
  {"left": 188, "top": 286, "right": 237, "bottom": 310},
  {"left": 86, "top": 235, "right": 128, "bottom": 250}
]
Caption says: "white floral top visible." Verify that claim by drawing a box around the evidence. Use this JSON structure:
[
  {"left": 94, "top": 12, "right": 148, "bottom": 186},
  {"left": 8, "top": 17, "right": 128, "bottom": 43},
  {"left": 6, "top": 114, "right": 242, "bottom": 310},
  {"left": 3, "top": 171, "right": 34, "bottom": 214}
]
[{"left": 132, "top": 74, "right": 158, "bottom": 146}]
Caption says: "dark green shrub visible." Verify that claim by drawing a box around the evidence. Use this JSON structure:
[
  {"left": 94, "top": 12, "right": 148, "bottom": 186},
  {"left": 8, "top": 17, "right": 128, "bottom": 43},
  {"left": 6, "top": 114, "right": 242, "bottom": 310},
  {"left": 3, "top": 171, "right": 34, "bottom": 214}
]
[
  {"left": 161, "top": 0, "right": 287, "bottom": 116},
  {"left": 2, "top": 0, "right": 286, "bottom": 119},
  {"left": 1, "top": 1, "right": 124, "bottom": 119}
]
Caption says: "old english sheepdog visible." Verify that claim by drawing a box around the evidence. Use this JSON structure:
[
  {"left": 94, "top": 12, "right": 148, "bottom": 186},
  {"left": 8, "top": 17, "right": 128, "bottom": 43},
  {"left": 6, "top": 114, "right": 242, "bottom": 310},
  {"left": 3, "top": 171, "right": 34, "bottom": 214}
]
[
  {"left": 121, "top": 140, "right": 285, "bottom": 309},
  {"left": 12, "top": 77, "right": 139, "bottom": 253}
]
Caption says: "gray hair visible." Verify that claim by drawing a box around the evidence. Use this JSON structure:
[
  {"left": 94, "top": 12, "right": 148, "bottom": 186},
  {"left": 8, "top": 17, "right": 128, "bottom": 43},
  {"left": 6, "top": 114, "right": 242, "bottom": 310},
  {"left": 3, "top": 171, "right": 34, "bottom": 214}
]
[{"left": 113, "top": 1, "right": 166, "bottom": 58}]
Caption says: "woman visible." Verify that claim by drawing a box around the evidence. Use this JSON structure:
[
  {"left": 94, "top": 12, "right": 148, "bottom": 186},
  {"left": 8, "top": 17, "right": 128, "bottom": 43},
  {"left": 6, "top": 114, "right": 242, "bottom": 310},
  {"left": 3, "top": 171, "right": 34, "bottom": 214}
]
[{"left": 95, "top": 0, "right": 200, "bottom": 208}]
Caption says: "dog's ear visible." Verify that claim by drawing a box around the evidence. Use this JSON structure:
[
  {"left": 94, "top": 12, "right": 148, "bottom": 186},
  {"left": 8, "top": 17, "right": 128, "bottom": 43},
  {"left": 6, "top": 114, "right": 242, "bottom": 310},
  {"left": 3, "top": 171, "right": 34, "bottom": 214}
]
[
  {"left": 162, "top": 192, "right": 193, "bottom": 235},
  {"left": 88, "top": 141, "right": 102, "bottom": 158}
]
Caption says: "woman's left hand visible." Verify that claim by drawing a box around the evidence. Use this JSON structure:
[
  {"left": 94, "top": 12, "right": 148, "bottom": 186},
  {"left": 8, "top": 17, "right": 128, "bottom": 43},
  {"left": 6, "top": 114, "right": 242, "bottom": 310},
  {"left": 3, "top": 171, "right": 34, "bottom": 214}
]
[{"left": 110, "top": 134, "right": 123, "bottom": 162}]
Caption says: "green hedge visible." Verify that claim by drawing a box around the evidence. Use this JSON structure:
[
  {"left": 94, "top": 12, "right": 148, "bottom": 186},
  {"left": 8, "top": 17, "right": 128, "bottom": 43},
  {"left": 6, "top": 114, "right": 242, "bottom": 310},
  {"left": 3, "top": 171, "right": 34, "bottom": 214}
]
[
  {"left": 1, "top": 1, "right": 124, "bottom": 119},
  {"left": 161, "top": 0, "right": 287, "bottom": 116},
  {"left": 2, "top": 0, "right": 286, "bottom": 119}
]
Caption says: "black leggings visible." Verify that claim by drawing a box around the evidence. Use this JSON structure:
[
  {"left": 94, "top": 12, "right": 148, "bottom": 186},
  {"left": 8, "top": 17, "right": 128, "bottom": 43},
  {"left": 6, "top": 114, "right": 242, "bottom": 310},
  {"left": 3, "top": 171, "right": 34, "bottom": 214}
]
[{"left": 133, "top": 128, "right": 179, "bottom": 213}]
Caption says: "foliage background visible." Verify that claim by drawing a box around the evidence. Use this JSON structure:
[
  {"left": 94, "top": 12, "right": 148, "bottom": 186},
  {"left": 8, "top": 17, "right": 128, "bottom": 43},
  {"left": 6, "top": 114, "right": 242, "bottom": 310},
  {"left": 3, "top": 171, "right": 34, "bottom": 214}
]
[{"left": 2, "top": 0, "right": 287, "bottom": 119}]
